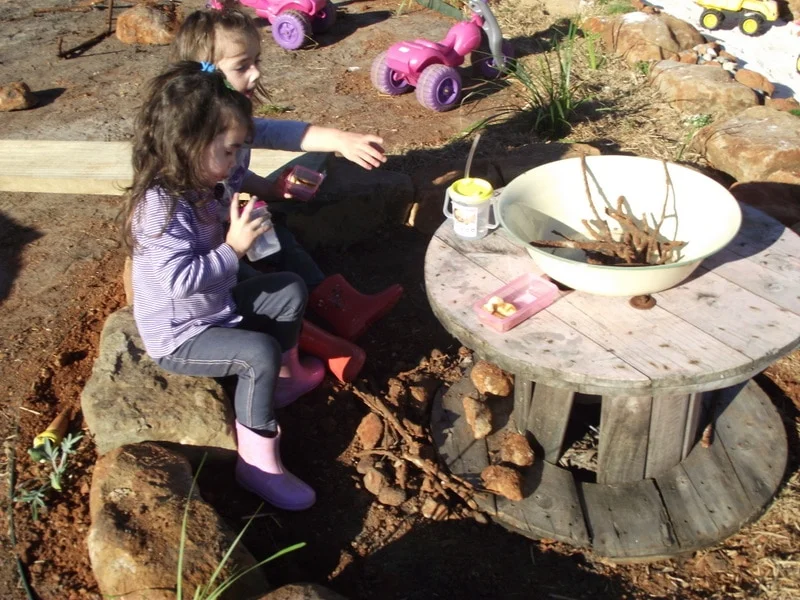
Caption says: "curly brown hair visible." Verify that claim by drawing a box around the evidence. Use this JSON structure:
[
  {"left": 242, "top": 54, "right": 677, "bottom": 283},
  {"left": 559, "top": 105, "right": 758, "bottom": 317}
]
[
  {"left": 170, "top": 7, "right": 269, "bottom": 103},
  {"left": 119, "top": 60, "right": 254, "bottom": 252}
]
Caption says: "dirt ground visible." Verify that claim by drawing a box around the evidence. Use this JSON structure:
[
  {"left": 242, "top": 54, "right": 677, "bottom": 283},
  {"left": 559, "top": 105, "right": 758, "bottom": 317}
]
[{"left": 1, "top": 0, "right": 800, "bottom": 599}]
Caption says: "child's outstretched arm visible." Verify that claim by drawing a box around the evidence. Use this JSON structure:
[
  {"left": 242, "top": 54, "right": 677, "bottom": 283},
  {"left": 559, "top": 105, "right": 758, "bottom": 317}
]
[{"left": 300, "top": 126, "right": 386, "bottom": 170}]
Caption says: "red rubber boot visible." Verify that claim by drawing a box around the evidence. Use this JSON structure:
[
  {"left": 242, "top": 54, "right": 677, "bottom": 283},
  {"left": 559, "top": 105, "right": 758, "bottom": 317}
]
[
  {"left": 274, "top": 347, "right": 325, "bottom": 408},
  {"left": 299, "top": 319, "right": 366, "bottom": 384},
  {"left": 234, "top": 422, "right": 315, "bottom": 510},
  {"left": 308, "top": 274, "right": 403, "bottom": 341}
]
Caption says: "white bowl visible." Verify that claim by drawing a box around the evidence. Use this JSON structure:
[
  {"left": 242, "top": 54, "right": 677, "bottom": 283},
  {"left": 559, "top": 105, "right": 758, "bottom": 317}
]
[{"left": 497, "top": 155, "right": 742, "bottom": 297}]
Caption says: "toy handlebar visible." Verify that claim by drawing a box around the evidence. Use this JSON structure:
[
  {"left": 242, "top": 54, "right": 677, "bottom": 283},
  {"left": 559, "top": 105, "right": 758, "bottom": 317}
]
[{"left": 468, "top": 0, "right": 506, "bottom": 70}]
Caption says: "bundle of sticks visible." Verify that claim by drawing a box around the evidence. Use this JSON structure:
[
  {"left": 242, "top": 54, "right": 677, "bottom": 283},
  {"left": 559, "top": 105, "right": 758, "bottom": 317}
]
[{"left": 529, "top": 157, "right": 686, "bottom": 266}]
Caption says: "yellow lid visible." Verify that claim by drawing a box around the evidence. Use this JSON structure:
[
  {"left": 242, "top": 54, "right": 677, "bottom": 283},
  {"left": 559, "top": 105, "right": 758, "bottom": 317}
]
[{"left": 450, "top": 178, "right": 493, "bottom": 205}]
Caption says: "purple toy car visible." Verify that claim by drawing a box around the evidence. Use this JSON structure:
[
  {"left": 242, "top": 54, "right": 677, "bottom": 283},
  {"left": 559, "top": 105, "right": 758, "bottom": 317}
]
[
  {"left": 209, "top": 0, "right": 337, "bottom": 50},
  {"left": 370, "top": 0, "right": 512, "bottom": 111}
]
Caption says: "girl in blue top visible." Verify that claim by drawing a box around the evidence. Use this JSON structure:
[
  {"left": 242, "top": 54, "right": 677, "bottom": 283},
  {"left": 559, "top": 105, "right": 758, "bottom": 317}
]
[
  {"left": 170, "top": 8, "right": 404, "bottom": 383},
  {"left": 120, "top": 61, "right": 318, "bottom": 511}
]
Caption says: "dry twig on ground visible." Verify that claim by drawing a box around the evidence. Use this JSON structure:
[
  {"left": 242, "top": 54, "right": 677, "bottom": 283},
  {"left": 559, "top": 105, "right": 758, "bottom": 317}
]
[
  {"left": 352, "top": 385, "right": 479, "bottom": 510},
  {"left": 358, "top": 448, "right": 478, "bottom": 510}
]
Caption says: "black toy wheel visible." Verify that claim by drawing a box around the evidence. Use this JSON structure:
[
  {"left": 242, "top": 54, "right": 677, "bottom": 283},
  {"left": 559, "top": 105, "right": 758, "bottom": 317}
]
[
  {"left": 700, "top": 9, "right": 723, "bottom": 30},
  {"left": 739, "top": 13, "right": 765, "bottom": 36}
]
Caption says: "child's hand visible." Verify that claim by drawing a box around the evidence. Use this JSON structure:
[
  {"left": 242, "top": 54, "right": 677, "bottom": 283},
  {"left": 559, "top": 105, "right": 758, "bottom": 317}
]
[
  {"left": 226, "top": 194, "right": 270, "bottom": 258},
  {"left": 335, "top": 132, "right": 386, "bottom": 170}
]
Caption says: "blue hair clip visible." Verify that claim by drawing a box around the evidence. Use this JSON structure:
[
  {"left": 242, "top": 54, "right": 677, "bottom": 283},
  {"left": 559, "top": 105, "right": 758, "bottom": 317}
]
[{"left": 200, "top": 61, "right": 216, "bottom": 73}]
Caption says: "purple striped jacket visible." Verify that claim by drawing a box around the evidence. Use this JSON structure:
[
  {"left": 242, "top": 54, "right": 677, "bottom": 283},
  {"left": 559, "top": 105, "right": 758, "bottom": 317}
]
[{"left": 131, "top": 186, "right": 241, "bottom": 358}]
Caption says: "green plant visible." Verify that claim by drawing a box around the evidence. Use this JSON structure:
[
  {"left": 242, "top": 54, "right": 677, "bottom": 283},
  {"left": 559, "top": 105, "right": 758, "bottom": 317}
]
[
  {"left": 584, "top": 32, "right": 605, "bottom": 70},
  {"left": 411, "top": 0, "right": 463, "bottom": 19},
  {"left": 13, "top": 432, "right": 83, "bottom": 520},
  {"left": 466, "top": 22, "right": 588, "bottom": 140},
  {"left": 634, "top": 60, "right": 651, "bottom": 76},
  {"left": 790, "top": 109, "right": 800, "bottom": 117},
  {"left": 394, "top": 0, "right": 412, "bottom": 15},
  {"left": 176, "top": 454, "right": 306, "bottom": 600},
  {"left": 12, "top": 482, "right": 49, "bottom": 521},
  {"left": 595, "top": 0, "right": 636, "bottom": 14},
  {"left": 254, "top": 103, "right": 292, "bottom": 117},
  {"left": 675, "top": 113, "right": 713, "bottom": 161}
]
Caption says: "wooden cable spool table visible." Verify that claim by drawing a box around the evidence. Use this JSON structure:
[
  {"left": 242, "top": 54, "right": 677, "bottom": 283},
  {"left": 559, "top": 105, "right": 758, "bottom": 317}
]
[{"left": 425, "top": 202, "right": 799, "bottom": 560}]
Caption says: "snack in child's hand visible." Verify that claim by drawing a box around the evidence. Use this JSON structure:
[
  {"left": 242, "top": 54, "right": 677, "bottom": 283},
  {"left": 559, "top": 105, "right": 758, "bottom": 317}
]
[{"left": 482, "top": 295, "right": 517, "bottom": 318}]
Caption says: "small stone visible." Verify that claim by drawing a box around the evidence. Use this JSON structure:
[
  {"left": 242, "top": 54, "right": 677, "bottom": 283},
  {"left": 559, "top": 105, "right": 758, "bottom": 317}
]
[
  {"left": 470, "top": 361, "right": 513, "bottom": 397},
  {"left": 377, "top": 486, "right": 407, "bottom": 507},
  {"left": 355, "top": 455, "right": 375, "bottom": 474},
  {"left": 408, "top": 385, "right": 430, "bottom": 406},
  {"left": 421, "top": 497, "right": 449, "bottom": 520},
  {"left": 481, "top": 465, "right": 523, "bottom": 502},
  {"left": 356, "top": 412, "right": 383, "bottom": 450},
  {"left": 363, "top": 467, "right": 387, "bottom": 496},
  {"left": 765, "top": 96, "right": 800, "bottom": 112},
  {"left": 499, "top": 432, "right": 535, "bottom": 467},
  {"left": 735, "top": 68, "right": 775, "bottom": 97},
  {"left": 116, "top": 4, "right": 181, "bottom": 46},
  {"left": 472, "top": 511, "right": 490, "bottom": 525},
  {"left": 0, "top": 81, "right": 37, "bottom": 112},
  {"left": 463, "top": 395, "right": 492, "bottom": 439}
]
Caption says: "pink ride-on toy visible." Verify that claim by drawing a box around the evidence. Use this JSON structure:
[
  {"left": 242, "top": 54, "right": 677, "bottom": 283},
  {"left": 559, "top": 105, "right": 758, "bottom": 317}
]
[
  {"left": 208, "top": 0, "right": 337, "bottom": 50},
  {"left": 370, "top": 0, "right": 512, "bottom": 112}
]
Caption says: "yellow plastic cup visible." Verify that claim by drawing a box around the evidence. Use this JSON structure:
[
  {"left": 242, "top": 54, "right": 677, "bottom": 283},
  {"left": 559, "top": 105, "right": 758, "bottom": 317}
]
[{"left": 442, "top": 178, "right": 498, "bottom": 239}]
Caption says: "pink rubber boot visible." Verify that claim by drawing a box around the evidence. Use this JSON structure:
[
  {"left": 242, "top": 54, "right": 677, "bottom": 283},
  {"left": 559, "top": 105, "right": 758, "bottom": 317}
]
[
  {"left": 274, "top": 346, "right": 325, "bottom": 408},
  {"left": 234, "top": 422, "right": 316, "bottom": 510}
]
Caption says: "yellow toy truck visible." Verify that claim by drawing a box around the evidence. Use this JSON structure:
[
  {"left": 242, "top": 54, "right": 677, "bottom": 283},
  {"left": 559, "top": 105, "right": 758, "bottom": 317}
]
[{"left": 695, "top": 0, "right": 779, "bottom": 36}]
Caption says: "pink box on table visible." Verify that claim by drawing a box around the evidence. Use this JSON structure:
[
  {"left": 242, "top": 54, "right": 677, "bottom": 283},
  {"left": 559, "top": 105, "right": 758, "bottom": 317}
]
[{"left": 473, "top": 273, "right": 558, "bottom": 332}]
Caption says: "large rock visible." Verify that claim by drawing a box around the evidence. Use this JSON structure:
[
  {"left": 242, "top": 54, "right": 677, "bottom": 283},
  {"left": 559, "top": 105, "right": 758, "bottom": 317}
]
[
  {"left": 602, "top": 12, "right": 705, "bottom": 65},
  {"left": 284, "top": 157, "right": 413, "bottom": 250},
  {"left": 691, "top": 106, "right": 800, "bottom": 183},
  {"left": 729, "top": 181, "right": 800, "bottom": 227},
  {"left": 254, "top": 583, "right": 349, "bottom": 599},
  {"left": 0, "top": 81, "right": 37, "bottom": 112},
  {"left": 88, "top": 442, "right": 268, "bottom": 600},
  {"left": 649, "top": 60, "right": 759, "bottom": 117},
  {"left": 81, "top": 307, "right": 236, "bottom": 457},
  {"left": 116, "top": 4, "right": 182, "bottom": 46},
  {"left": 781, "top": 0, "right": 800, "bottom": 20}
]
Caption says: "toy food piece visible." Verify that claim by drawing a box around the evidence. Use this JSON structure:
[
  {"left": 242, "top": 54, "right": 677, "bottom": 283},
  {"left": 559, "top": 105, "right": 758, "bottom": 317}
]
[
  {"left": 287, "top": 172, "right": 317, "bottom": 188},
  {"left": 482, "top": 295, "right": 517, "bottom": 318}
]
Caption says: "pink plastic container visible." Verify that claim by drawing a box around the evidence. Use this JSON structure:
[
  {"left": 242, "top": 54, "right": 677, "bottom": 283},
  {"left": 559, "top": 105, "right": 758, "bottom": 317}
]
[
  {"left": 280, "top": 165, "right": 326, "bottom": 201},
  {"left": 473, "top": 273, "right": 558, "bottom": 332}
]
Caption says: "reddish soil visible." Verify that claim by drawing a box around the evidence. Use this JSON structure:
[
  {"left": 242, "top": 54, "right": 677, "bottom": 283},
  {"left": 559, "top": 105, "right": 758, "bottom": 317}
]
[{"left": 1, "top": 0, "right": 799, "bottom": 598}]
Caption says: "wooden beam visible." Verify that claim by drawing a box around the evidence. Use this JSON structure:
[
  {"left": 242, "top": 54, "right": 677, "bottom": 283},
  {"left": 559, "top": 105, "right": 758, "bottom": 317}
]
[{"left": 0, "top": 140, "right": 328, "bottom": 196}]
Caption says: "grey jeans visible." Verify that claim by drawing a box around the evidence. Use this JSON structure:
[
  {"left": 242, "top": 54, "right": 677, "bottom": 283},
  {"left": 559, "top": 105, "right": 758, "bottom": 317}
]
[
  {"left": 154, "top": 268, "right": 306, "bottom": 432},
  {"left": 250, "top": 221, "right": 326, "bottom": 292}
]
